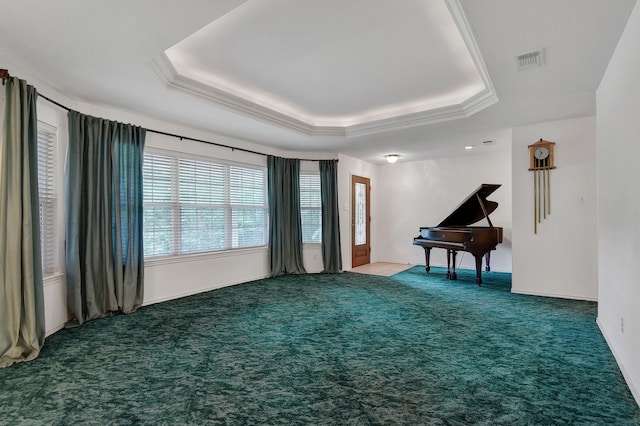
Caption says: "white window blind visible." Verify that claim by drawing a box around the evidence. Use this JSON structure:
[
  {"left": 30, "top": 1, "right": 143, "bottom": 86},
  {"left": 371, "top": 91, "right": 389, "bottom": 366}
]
[
  {"left": 143, "top": 153, "right": 175, "bottom": 257},
  {"left": 143, "top": 150, "right": 267, "bottom": 258},
  {"left": 179, "top": 158, "right": 226, "bottom": 253},
  {"left": 230, "top": 165, "right": 267, "bottom": 248},
  {"left": 37, "top": 121, "right": 57, "bottom": 276},
  {"left": 300, "top": 172, "right": 322, "bottom": 243}
]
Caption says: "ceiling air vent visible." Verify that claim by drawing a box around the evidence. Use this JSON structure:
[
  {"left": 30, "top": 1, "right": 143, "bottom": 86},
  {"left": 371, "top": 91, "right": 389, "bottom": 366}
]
[{"left": 515, "top": 49, "right": 544, "bottom": 71}]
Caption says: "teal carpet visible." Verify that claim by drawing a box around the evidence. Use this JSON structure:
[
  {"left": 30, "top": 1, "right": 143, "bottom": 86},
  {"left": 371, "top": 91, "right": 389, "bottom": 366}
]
[{"left": 1, "top": 267, "right": 639, "bottom": 425}]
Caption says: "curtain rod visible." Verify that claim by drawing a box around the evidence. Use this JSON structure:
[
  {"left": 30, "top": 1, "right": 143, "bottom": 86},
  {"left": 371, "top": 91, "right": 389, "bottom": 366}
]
[{"left": 2, "top": 69, "right": 335, "bottom": 162}]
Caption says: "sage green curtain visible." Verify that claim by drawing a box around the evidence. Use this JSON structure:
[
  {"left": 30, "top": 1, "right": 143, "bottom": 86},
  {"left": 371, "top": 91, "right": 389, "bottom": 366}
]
[
  {"left": 267, "top": 156, "right": 306, "bottom": 276},
  {"left": 66, "top": 111, "right": 145, "bottom": 326},
  {"left": 0, "top": 77, "right": 45, "bottom": 367},
  {"left": 319, "top": 160, "right": 342, "bottom": 273}
]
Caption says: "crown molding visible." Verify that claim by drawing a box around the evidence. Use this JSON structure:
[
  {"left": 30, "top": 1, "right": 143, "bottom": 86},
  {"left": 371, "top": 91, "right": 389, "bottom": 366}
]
[
  {"left": 149, "top": 54, "right": 341, "bottom": 136},
  {"left": 149, "top": 0, "right": 497, "bottom": 138},
  {"left": 345, "top": 89, "right": 498, "bottom": 138}
]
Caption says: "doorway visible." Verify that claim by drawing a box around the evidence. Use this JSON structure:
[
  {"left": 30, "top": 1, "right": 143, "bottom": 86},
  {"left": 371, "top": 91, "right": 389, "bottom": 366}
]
[{"left": 351, "top": 175, "right": 371, "bottom": 267}]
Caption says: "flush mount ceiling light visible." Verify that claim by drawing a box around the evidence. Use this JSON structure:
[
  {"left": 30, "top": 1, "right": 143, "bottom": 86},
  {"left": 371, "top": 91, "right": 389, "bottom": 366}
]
[
  {"left": 466, "top": 140, "right": 493, "bottom": 150},
  {"left": 385, "top": 154, "right": 400, "bottom": 163}
]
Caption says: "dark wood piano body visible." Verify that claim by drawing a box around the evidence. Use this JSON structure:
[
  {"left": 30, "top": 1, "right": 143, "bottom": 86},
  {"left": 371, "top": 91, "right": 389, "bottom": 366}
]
[{"left": 413, "top": 184, "right": 503, "bottom": 285}]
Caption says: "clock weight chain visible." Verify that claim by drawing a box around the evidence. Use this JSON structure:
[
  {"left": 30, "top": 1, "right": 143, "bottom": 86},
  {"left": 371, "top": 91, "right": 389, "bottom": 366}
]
[
  {"left": 534, "top": 168, "right": 538, "bottom": 234},
  {"left": 546, "top": 167, "right": 550, "bottom": 216}
]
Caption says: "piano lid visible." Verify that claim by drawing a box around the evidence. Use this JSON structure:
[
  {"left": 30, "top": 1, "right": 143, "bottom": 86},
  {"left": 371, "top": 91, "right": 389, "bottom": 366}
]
[{"left": 436, "top": 184, "right": 501, "bottom": 227}]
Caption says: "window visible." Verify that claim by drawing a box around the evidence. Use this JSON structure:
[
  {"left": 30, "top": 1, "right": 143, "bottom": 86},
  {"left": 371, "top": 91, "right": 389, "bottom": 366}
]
[
  {"left": 143, "top": 150, "right": 267, "bottom": 258},
  {"left": 300, "top": 172, "right": 322, "bottom": 243},
  {"left": 37, "top": 121, "right": 57, "bottom": 276}
]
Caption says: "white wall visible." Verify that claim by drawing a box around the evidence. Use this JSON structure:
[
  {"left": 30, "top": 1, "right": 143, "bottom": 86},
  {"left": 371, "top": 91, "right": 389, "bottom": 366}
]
[
  {"left": 512, "top": 116, "right": 598, "bottom": 301},
  {"left": 337, "top": 153, "right": 378, "bottom": 270},
  {"left": 596, "top": 0, "right": 640, "bottom": 406},
  {"left": 376, "top": 148, "right": 512, "bottom": 273}
]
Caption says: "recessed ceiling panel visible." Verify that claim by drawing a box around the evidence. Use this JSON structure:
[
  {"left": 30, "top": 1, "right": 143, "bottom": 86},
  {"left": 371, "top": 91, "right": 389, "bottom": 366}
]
[{"left": 156, "top": 0, "right": 496, "bottom": 134}]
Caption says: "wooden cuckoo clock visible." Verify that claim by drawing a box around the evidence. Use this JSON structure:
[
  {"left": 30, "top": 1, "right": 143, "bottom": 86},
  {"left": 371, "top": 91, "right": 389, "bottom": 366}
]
[{"left": 528, "top": 139, "right": 556, "bottom": 234}]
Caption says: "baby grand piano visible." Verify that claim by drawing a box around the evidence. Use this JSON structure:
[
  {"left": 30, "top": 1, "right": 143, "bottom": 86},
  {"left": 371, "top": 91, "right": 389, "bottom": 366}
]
[{"left": 413, "top": 184, "right": 503, "bottom": 285}]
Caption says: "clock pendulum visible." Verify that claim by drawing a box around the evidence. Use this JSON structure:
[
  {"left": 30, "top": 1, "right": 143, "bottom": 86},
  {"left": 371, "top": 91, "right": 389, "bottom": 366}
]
[{"left": 528, "top": 139, "right": 556, "bottom": 234}]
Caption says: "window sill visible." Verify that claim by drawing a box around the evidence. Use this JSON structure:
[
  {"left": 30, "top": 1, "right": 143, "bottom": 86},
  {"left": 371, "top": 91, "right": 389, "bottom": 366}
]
[{"left": 145, "top": 246, "right": 268, "bottom": 267}]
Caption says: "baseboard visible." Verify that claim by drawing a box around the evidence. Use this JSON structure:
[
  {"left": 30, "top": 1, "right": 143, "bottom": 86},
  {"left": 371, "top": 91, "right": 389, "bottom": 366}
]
[
  {"left": 43, "top": 275, "right": 269, "bottom": 336},
  {"left": 142, "top": 274, "right": 269, "bottom": 307},
  {"left": 45, "top": 322, "right": 66, "bottom": 338},
  {"left": 511, "top": 288, "right": 597, "bottom": 302},
  {"left": 597, "top": 318, "right": 640, "bottom": 407}
]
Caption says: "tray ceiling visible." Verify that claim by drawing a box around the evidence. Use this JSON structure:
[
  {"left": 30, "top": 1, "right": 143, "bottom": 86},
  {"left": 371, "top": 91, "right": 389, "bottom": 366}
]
[{"left": 152, "top": 0, "right": 497, "bottom": 137}]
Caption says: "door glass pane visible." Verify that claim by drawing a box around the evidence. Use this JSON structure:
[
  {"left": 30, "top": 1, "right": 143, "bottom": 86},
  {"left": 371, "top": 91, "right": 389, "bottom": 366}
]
[{"left": 355, "top": 182, "right": 366, "bottom": 245}]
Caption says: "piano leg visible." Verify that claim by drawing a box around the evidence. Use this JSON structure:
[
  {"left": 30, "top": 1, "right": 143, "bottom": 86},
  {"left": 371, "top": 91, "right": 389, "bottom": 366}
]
[
  {"left": 485, "top": 251, "right": 491, "bottom": 272},
  {"left": 474, "top": 256, "right": 483, "bottom": 286},
  {"left": 423, "top": 247, "right": 431, "bottom": 273},
  {"left": 450, "top": 250, "right": 457, "bottom": 280},
  {"left": 446, "top": 250, "right": 458, "bottom": 280}
]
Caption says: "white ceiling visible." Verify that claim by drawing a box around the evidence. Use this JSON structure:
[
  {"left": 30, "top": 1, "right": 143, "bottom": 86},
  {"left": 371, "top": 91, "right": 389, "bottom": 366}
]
[{"left": 0, "top": 0, "right": 636, "bottom": 163}]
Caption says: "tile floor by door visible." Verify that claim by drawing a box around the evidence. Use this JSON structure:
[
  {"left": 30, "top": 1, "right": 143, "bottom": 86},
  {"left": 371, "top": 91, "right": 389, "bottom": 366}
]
[{"left": 349, "top": 262, "right": 414, "bottom": 276}]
